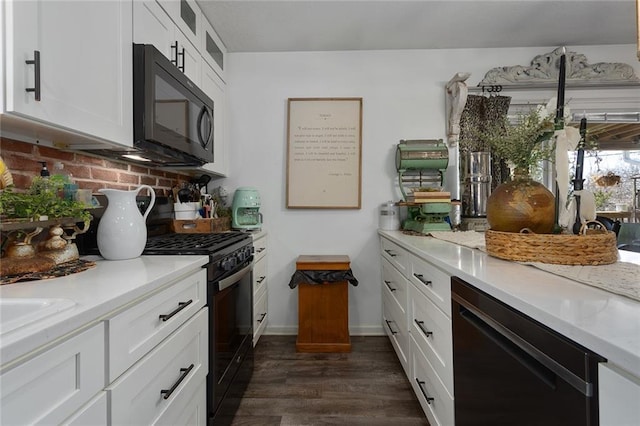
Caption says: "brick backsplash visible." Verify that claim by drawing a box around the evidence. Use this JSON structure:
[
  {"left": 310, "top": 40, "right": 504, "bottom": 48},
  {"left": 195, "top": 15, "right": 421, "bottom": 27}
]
[{"left": 1, "top": 137, "right": 192, "bottom": 196}]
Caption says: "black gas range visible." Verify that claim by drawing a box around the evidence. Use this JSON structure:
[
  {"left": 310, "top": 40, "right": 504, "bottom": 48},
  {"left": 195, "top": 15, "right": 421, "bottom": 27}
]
[
  {"left": 143, "top": 231, "right": 255, "bottom": 425},
  {"left": 143, "top": 232, "right": 253, "bottom": 287}
]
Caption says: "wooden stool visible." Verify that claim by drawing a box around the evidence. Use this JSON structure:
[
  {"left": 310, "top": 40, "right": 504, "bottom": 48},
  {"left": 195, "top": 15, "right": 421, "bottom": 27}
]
[{"left": 295, "top": 255, "right": 351, "bottom": 353}]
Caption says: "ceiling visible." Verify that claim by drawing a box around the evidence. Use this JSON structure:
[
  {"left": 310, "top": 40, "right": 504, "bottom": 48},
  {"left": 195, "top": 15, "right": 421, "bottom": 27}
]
[
  {"left": 197, "top": 0, "right": 640, "bottom": 151},
  {"left": 197, "top": 0, "right": 638, "bottom": 53}
]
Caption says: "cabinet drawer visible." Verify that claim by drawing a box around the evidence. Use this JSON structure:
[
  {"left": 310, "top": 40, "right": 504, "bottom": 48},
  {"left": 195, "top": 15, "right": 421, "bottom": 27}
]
[
  {"left": 0, "top": 324, "right": 105, "bottom": 425},
  {"left": 382, "top": 257, "right": 408, "bottom": 317},
  {"left": 383, "top": 289, "right": 409, "bottom": 376},
  {"left": 410, "top": 336, "right": 454, "bottom": 426},
  {"left": 408, "top": 254, "right": 451, "bottom": 317},
  {"left": 108, "top": 307, "right": 208, "bottom": 425},
  {"left": 253, "top": 256, "right": 267, "bottom": 297},
  {"left": 107, "top": 269, "right": 206, "bottom": 382},
  {"left": 380, "top": 237, "right": 409, "bottom": 275},
  {"left": 155, "top": 379, "right": 206, "bottom": 426},
  {"left": 410, "top": 283, "right": 453, "bottom": 394},
  {"left": 253, "top": 234, "right": 267, "bottom": 262},
  {"left": 253, "top": 289, "right": 268, "bottom": 346},
  {"left": 62, "top": 391, "right": 107, "bottom": 426}
]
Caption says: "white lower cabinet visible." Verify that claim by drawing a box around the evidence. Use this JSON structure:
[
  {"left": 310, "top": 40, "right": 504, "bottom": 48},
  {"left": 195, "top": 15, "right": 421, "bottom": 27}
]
[
  {"left": 107, "top": 269, "right": 206, "bottom": 382},
  {"left": 599, "top": 362, "right": 640, "bottom": 426},
  {"left": 0, "top": 324, "right": 105, "bottom": 425},
  {"left": 252, "top": 231, "right": 268, "bottom": 345},
  {"left": 156, "top": 380, "right": 207, "bottom": 426},
  {"left": 107, "top": 308, "right": 208, "bottom": 425},
  {"left": 0, "top": 266, "right": 208, "bottom": 426},
  {"left": 254, "top": 288, "right": 268, "bottom": 342},
  {"left": 383, "top": 288, "right": 410, "bottom": 375},
  {"left": 381, "top": 257, "right": 409, "bottom": 374},
  {"left": 411, "top": 336, "right": 455, "bottom": 426},
  {"left": 409, "top": 283, "right": 453, "bottom": 393},
  {"left": 62, "top": 392, "right": 107, "bottom": 426},
  {"left": 380, "top": 234, "right": 454, "bottom": 424}
]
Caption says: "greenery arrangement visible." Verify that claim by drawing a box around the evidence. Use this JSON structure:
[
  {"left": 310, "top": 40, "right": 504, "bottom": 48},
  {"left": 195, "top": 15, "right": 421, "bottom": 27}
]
[
  {"left": 0, "top": 176, "right": 91, "bottom": 222},
  {"left": 475, "top": 106, "right": 556, "bottom": 176}
]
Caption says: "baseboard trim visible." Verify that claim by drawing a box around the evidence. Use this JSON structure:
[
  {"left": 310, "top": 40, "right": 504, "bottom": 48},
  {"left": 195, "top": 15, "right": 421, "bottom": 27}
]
[{"left": 265, "top": 325, "right": 385, "bottom": 336}]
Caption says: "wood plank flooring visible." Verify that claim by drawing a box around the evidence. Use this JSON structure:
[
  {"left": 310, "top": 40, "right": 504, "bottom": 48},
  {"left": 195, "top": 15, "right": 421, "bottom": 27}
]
[{"left": 226, "top": 335, "right": 429, "bottom": 426}]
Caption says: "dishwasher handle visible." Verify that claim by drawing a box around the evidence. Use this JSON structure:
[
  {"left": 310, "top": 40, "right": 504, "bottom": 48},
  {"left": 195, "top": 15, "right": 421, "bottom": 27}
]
[
  {"left": 460, "top": 306, "right": 557, "bottom": 390},
  {"left": 458, "top": 304, "right": 594, "bottom": 397}
]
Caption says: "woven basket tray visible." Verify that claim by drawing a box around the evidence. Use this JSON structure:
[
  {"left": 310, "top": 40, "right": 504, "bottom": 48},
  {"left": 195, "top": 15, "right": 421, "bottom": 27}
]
[{"left": 485, "top": 227, "right": 618, "bottom": 265}]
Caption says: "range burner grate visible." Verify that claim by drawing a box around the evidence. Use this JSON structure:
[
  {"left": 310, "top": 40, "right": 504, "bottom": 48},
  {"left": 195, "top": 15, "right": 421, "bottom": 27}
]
[{"left": 144, "top": 232, "right": 249, "bottom": 255}]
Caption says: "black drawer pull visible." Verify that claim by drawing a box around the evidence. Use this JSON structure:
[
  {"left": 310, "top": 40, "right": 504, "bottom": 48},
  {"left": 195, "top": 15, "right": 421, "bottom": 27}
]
[
  {"left": 414, "top": 319, "right": 433, "bottom": 337},
  {"left": 384, "top": 280, "right": 397, "bottom": 292},
  {"left": 384, "top": 249, "right": 397, "bottom": 257},
  {"left": 385, "top": 319, "right": 398, "bottom": 335},
  {"left": 25, "top": 50, "right": 41, "bottom": 101},
  {"left": 159, "top": 300, "right": 193, "bottom": 322},
  {"left": 170, "top": 41, "right": 179, "bottom": 66},
  {"left": 160, "top": 364, "right": 194, "bottom": 399},
  {"left": 413, "top": 273, "right": 432, "bottom": 286},
  {"left": 256, "top": 247, "right": 265, "bottom": 253},
  {"left": 178, "top": 47, "right": 185, "bottom": 72},
  {"left": 257, "top": 276, "right": 266, "bottom": 284},
  {"left": 415, "top": 378, "right": 435, "bottom": 404},
  {"left": 257, "top": 312, "right": 267, "bottom": 323}
]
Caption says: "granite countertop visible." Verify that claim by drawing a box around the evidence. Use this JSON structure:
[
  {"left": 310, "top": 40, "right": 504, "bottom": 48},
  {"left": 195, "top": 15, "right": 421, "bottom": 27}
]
[
  {"left": 0, "top": 255, "right": 209, "bottom": 368},
  {"left": 379, "top": 230, "right": 640, "bottom": 378}
]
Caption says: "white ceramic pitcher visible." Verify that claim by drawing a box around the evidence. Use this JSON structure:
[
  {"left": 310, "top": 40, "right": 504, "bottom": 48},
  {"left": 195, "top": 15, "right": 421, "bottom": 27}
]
[{"left": 97, "top": 185, "right": 156, "bottom": 260}]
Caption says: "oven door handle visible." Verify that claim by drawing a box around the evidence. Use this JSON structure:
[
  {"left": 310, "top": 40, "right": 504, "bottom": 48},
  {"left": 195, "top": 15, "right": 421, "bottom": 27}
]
[{"left": 218, "top": 263, "right": 252, "bottom": 291}]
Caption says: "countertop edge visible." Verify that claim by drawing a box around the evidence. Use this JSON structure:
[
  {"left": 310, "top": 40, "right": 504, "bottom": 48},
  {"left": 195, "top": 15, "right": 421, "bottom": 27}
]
[
  {"left": 0, "top": 255, "right": 209, "bottom": 369},
  {"left": 378, "top": 230, "right": 640, "bottom": 378}
]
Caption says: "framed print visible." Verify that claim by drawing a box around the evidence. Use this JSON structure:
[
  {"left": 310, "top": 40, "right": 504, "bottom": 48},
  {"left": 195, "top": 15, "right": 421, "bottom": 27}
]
[{"left": 286, "top": 97, "right": 363, "bottom": 209}]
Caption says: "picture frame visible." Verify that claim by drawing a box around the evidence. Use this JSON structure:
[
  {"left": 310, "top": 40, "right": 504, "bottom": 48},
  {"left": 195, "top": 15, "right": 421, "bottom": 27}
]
[{"left": 286, "top": 97, "right": 363, "bottom": 209}]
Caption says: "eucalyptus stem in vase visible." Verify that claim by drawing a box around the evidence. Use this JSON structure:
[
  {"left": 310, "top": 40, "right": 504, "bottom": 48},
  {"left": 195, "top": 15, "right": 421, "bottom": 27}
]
[{"left": 475, "top": 101, "right": 558, "bottom": 234}]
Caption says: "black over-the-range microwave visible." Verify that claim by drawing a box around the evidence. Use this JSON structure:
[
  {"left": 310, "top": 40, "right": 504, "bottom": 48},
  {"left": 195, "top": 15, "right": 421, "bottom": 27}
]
[{"left": 132, "top": 43, "right": 214, "bottom": 167}]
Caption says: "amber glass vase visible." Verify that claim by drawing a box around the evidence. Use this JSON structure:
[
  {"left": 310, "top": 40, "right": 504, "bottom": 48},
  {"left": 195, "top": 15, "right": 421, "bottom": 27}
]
[{"left": 486, "top": 168, "right": 555, "bottom": 234}]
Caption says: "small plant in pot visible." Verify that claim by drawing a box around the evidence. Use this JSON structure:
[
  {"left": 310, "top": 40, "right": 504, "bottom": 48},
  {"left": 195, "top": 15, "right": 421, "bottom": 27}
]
[
  {"left": 0, "top": 176, "right": 91, "bottom": 224},
  {"left": 475, "top": 104, "right": 558, "bottom": 234}
]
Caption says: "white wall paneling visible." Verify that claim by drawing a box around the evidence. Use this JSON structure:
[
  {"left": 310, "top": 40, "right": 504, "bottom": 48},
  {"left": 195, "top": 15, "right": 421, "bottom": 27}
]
[{"left": 221, "top": 44, "right": 640, "bottom": 336}]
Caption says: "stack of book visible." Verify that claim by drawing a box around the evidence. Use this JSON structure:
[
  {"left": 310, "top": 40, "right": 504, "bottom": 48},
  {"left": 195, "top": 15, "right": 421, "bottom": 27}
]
[{"left": 407, "top": 191, "right": 451, "bottom": 204}]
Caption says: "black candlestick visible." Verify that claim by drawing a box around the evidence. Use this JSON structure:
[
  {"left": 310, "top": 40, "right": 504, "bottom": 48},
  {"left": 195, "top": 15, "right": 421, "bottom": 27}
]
[
  {"left": 555, "top": 49, "right": 566, "bottom": 125},
  {"left": 572, "top": 118, "right": 587, "bottom": 234},
  {"left": 574, "top": 117, "right": 586, "bottom": 190}
]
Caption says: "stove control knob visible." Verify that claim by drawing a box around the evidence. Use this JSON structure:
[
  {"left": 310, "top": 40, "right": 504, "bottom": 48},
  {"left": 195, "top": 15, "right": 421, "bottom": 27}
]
[
  {"left": 236, "top": 251, "right": 246, "bottom": 262},
  {"left": 221, "top": 256, "right": 237, "bottom": 271}
]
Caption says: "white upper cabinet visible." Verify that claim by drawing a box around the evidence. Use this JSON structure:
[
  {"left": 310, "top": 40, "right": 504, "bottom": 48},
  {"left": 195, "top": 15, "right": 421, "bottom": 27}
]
[
  {"left": 133, "top": 0, "right": 201, "bottom": 85},
  {"left": 201, "top": 16, "right": 226, "bottom": 82},
  {"left": 157, "top": 0, "right": 201, "bottom": 51},
  {"left": 2, "top": 0, "right": 133, "bottom": 148},
  {"left": 200, "top": 62, "right": 227, "bottom": 176}
]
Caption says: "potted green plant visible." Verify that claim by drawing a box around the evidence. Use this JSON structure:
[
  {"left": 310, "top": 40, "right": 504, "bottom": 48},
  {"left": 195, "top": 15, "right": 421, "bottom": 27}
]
[
  {"left": 475, "top": 105, "right": 558, "bottom": 234},
  {"left": 476, "top": 106, "right": 556, "bottom": 178},
  {"left": 0, "top": 176, "right": 91, "bottom": 223}
]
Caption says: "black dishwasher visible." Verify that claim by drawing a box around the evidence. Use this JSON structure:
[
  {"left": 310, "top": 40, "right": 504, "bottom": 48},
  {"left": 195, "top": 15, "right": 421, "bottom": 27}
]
[{"left": 451, "top": 277, "right": 605, "bottom": 426}]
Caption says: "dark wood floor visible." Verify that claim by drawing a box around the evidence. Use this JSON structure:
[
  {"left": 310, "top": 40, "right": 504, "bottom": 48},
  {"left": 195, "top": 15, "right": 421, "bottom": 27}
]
[{"left": 227, "top": 335, "right": 429, "bottom": 426}]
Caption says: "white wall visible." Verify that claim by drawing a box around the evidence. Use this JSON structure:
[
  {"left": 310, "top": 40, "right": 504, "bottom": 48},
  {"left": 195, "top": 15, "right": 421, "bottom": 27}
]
[{"left": 221, "top": 44, "right": 639, "bottom": 335}]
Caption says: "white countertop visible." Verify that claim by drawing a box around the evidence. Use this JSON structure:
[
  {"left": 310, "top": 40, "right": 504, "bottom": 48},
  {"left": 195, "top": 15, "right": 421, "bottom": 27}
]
[
  {"left": 0, "top": 255, "right": 209, "bottom": 368},
  {"left": 379, "top": 230, "right": 640, "bottom": 378}
]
